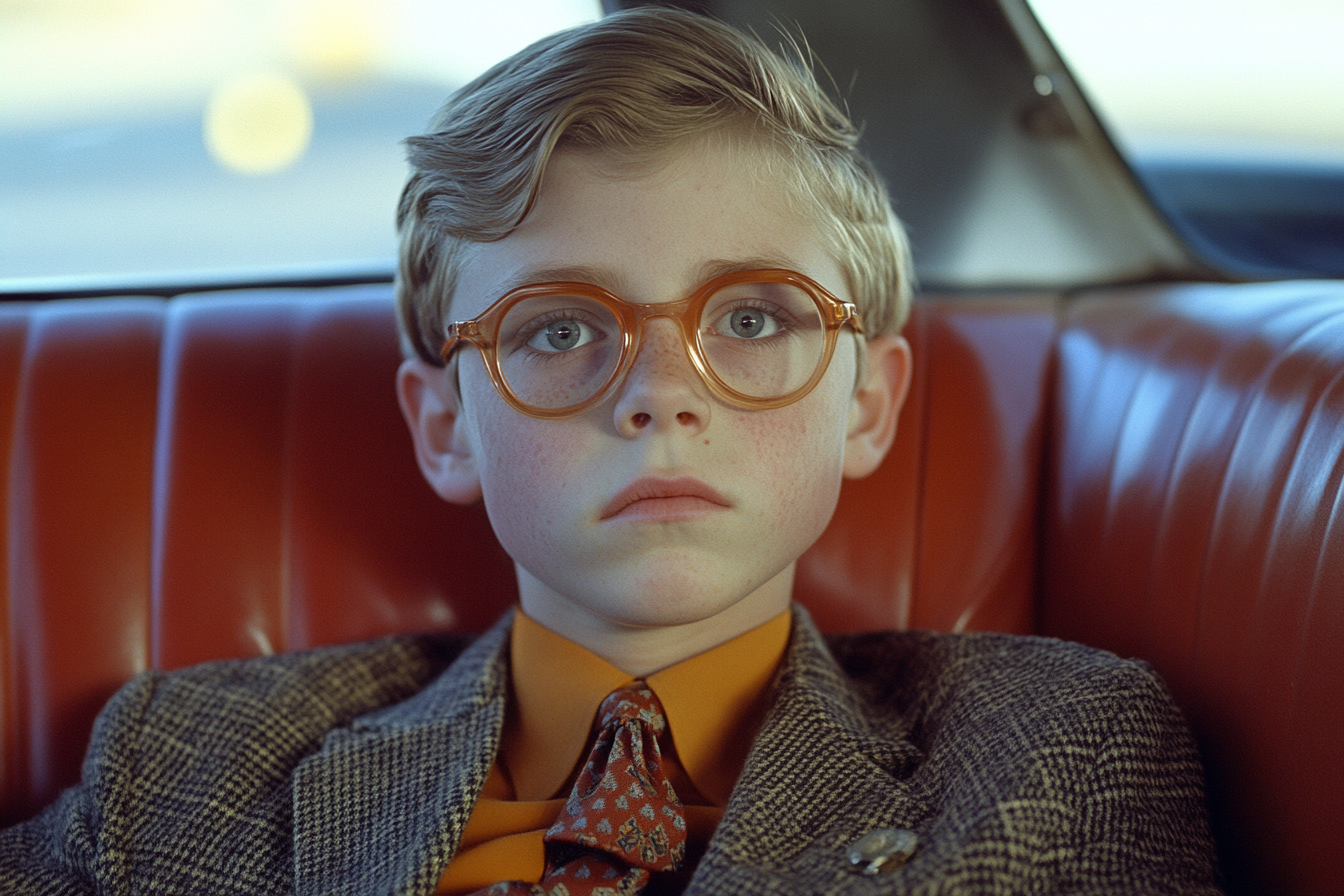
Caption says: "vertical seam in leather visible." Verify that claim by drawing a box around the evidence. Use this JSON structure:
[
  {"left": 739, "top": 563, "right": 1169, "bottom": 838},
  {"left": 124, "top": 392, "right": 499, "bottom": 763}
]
[
  {"left": 1029, "top": 297, "right": 1064, "bottom": 634},
  {"left": 150, "top": 299, "right": 192, "bottom": 672},
  {"left": 277, "top": 304, "right": 310, "bottom": 654}
]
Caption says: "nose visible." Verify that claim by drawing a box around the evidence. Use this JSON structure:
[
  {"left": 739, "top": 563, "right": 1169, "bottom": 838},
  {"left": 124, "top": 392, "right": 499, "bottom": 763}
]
[{"left": 612, "top": 318, "right": 711, "bottom": 438}]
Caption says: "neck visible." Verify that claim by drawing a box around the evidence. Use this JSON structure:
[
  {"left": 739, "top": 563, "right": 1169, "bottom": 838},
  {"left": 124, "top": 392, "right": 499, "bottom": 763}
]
[{"left": 515, "top": 566, "right": 794, "bottom": 676}]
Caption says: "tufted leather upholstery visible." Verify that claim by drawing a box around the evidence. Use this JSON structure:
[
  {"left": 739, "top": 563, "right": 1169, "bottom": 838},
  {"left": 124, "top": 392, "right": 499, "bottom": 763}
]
[
  {"left": 1, "top": 280, "right": 1340, "bottom": 895},
  {"left": 1041, "top": 282, "right": 1344, "bottom": 896}
]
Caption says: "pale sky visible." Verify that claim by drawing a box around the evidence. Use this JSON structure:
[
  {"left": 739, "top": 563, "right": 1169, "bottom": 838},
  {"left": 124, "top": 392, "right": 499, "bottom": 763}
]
[{"left": 1029, "top": 0, "right": 1344, "bottom": 161}]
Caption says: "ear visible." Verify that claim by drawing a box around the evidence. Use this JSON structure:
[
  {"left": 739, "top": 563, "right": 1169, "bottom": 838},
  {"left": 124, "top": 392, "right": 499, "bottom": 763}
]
[
  {"left": 843, "top": 335, "right": 913, "bottom": 479},
  {"left": 396, "top": 358, "right": 484, "bottom": 505}
]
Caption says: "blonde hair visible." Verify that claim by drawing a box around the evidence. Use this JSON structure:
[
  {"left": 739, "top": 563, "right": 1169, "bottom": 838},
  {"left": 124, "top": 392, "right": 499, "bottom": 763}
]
[{"left": 396, "top": 6, "right": 912, "bottom": 364}]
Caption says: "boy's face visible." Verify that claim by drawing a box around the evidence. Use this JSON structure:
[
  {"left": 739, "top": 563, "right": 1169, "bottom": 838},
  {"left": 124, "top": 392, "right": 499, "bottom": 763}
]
[{"left": 401, "top": 136, "right": 909, "bottom": 661}]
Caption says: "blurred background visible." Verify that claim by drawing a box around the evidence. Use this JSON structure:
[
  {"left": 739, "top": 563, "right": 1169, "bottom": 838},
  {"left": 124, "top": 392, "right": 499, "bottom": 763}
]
[
  {"left": 0, "top": 0, "right": 600, "bottom": 283},
  {"left": 1031, "top": 0, "right": 1344, "bottom": 163},
  {"left": 2, "top": 0, "right": 1341, "bottom": 284}
]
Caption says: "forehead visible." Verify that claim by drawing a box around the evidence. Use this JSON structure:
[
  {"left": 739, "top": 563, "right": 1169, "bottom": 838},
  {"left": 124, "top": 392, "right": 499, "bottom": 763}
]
[{"left": 450, "top": 137, "right": 845, "bottom": 319}]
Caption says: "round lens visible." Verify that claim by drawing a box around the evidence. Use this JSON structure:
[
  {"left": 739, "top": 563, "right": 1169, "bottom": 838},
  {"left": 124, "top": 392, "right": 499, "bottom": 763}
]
[
  {"left": 497, "top": 293, "right": 622, "bottom": 410},
  {"left": 698, "top": 280, "right": 825, "bottom": 399}
]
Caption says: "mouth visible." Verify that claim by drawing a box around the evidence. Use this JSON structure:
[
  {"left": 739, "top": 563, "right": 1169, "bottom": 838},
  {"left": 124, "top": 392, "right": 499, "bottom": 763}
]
[{"left": 600, "top": 476, "right": 731, "bottom": 522}]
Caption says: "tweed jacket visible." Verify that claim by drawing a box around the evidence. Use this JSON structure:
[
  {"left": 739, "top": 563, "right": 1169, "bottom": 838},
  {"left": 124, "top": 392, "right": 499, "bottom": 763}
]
[{"left": 0, "top": 607, "right": 1222, "bottom": 895}]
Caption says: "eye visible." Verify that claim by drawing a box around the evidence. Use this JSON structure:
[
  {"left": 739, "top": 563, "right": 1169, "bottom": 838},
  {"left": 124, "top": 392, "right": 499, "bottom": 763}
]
[
  {"left": 717, "top": 305, "right": 784, "bottom": 339},
  {"left": 525, "top": 317, "right": 602, "bottom": 352}
]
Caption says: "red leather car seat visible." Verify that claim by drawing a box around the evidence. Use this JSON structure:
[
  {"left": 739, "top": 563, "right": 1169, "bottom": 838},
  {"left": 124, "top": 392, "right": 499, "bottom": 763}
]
[
  {"left": 1, "top": 280, "right": 1340, "bottom": 895},
  {"left": 1041, "top": 281, "right": 1344, "bottom": 896}
]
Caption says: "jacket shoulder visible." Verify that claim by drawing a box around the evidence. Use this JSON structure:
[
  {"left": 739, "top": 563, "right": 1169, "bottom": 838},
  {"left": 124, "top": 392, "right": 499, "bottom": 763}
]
[
  {"left": 821, "top": 630, "right": 1221, "bottom": 893},
  {"left": 0, "top": 633, "right": 475, "bottom": 893},
  {"left": 824, "top": 628, "right": 1170, "bottom": 718},
  {"left": 136, "top": 633, "right": 470, "bottom": 718},
  {"left": 821, "top": 629, "right": 1199, "bottom": 778},
  {"left": 95, "top": 633, "right": 474, "bottom": 780}
]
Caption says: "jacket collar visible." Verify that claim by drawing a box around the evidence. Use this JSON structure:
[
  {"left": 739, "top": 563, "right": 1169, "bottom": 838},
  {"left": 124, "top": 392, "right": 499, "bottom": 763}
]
[
  {"left": 291, "top": 612, "right": 513, "bottom": 896},
  {"left": 686, "top": 606, "right": 923, "bottom": 895}
]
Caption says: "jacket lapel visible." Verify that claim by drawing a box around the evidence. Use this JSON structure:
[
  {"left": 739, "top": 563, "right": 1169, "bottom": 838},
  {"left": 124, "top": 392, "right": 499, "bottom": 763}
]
[
  {"left": 290, "top": 607, "right": 922, "bottom": 895},
  {"left": 687, "top": 608, "right": 924, "bottom": 895},
  {"left": 291, "top": 613, "right": 513, "bottom": 896}
]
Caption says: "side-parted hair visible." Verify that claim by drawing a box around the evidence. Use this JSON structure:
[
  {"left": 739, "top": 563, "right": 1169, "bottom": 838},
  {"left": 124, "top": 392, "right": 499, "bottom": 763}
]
[{"left": 395, "top": 6, "right": 912, "bottom": 364}]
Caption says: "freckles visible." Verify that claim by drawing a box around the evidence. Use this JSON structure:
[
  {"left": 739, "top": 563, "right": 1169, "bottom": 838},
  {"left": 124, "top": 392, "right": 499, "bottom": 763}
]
[
  {"left": 476, "top": 409, "right": 588, "bottom": 548},
  {"left": 725, "top": 403, "right": 842, "bottom": 528}
]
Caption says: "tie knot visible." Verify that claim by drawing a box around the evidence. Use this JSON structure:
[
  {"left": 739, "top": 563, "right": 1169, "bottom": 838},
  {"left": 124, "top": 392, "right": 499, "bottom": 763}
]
[{"left": 597, "top": 682, "right": 667, "bottom": 735}]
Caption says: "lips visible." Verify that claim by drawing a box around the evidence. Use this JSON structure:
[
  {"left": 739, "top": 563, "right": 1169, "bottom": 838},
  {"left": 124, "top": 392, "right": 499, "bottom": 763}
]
[{"left": 600, "top": 476, "right": 731, "bottom": 521}]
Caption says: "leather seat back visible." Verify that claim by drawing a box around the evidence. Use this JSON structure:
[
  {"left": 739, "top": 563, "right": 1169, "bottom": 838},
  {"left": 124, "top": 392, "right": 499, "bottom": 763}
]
[
  {"left": 1041, "top": 281, "right": 1344, "bottom": 896},
  {"left": 4, "top": 280, "right": 1341, "bottom": 895}
]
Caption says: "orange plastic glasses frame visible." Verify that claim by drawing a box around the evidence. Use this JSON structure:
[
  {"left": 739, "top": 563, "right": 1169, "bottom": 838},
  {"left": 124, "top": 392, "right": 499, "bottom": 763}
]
[{"left": 440, "top": 268, "right": 865, "bottom": 419}]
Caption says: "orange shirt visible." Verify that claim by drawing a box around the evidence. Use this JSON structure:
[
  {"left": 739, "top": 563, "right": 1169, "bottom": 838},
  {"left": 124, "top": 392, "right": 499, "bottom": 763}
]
[{"left": 435, "top": 609, "right": 792, "bottom": 894}]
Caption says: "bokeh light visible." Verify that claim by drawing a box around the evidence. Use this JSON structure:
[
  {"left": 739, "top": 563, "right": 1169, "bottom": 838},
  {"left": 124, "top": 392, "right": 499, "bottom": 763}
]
[
  {"left": 203, "top": 72, "right": 314, "bottom": 176},
  {"left": 0, "top": 0, "right": 600, "bottom": 280}
]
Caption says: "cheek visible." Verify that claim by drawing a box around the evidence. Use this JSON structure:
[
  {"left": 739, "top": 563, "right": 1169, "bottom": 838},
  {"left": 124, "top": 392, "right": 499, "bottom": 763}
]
[
  {"left": 729, "top": 387, "right": 850, "bottom": 536},
  {"left": 463, "top": 380, "right": 590, "bottom": 554}
]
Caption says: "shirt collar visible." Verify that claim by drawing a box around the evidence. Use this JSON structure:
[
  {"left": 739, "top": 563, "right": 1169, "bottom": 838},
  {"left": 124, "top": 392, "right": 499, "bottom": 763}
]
[{"left": 505, "top": 608, "right": 792, "bottom": 806}]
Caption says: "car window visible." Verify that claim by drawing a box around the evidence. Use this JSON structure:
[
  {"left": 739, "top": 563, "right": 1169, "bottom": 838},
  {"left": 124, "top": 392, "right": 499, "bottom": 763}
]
[
  {"left": 0, "top": 0, "right": 600, "bottom": 286},
  {"left": 1028, "top": 0, "right": 1344, "bottom": 276},
  {"left": 5, "top": 0, "right": 1341, "bottom": 287},
  {"left": 1028, "top": 0, "right": 1344, "bottom": 164}
]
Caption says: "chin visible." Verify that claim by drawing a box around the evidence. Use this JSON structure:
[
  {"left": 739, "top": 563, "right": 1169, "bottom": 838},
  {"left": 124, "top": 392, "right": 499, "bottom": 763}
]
[
  {"left": 598, "top": 562, "right": 785, "bottom": 629},
  {"left": 517, "top": 551, "right": 792, "bottom": 635},
  {"left": 610, "top": 598, "right": 736, "bottom": 631}
]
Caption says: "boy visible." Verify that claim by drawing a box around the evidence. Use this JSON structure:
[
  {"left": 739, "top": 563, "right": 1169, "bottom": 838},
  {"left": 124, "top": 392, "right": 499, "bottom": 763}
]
[{"left": 1, "top": 7, "right": 1221, "bottom": 894}]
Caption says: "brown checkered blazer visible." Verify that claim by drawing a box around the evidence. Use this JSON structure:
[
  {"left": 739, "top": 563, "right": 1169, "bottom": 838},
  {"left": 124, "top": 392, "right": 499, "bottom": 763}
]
[{"left": 0, "top": 607, "right": 1222, "bottom": 894}]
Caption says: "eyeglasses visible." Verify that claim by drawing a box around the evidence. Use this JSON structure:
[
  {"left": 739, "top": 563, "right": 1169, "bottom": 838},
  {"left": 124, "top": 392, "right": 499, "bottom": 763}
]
[{"left": 441, "top": 268, "right": 864, "bottom": 419}]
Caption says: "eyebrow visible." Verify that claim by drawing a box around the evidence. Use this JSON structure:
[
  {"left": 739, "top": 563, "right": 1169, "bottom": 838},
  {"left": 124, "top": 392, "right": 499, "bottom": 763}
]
[
  {"left": 491, "top": 264, "right": 622, "bottom": 297},
  {"left": 692, "top": 256, "right": 804, "bottom": 283},
  {"left": 489, "top": 255, "right": 807, "bottom": 302}
]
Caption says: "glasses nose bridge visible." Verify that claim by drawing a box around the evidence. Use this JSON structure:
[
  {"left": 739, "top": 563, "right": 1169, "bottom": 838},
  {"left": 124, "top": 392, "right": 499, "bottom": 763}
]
[
  {"left": 625, "top": 293, "right": 697, "bottom": 323},
  {"left": 622, "top": 293, "right": 702, "bottom": 358}
]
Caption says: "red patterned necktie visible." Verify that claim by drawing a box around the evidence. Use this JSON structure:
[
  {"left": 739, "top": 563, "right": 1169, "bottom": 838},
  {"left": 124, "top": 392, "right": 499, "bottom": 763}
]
[{"left": 477, "top": 682, "right": 687, "bottom": 896}]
